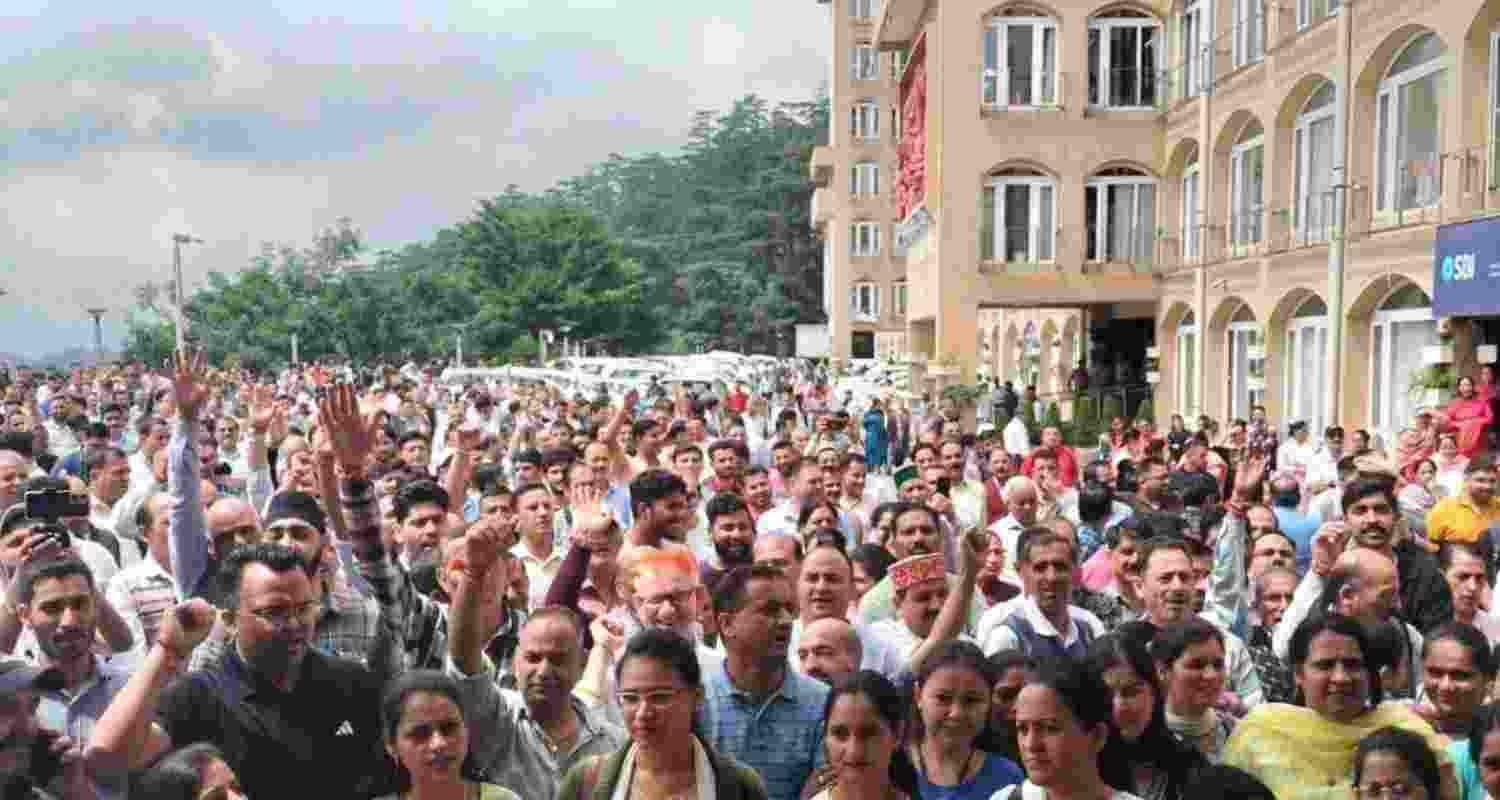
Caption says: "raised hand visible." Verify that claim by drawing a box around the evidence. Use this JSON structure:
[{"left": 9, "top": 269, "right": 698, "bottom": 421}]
[
  {"left": 319, "top": 384, "right": 379, "bottom": 474},
  {"left": 451, "top": 515, "right": 508, "bottom": 578},
  {"left": 171, "top": 348, "right": 210, "bottom": 420},
  {"left": 570, "top": 483, "right": 613, "bottom": 544},
  {"left": 591, "top": 615, "right": 625, "bottom": 658},
  {"left": 249, "top": 383, "right": 277, "bottom": 434},
  {"left": 158, "top": 598, "right": 215, "bottom": 661},
  {"left": 1233, "top": 455, "right": 1268, "bottom": 502}
]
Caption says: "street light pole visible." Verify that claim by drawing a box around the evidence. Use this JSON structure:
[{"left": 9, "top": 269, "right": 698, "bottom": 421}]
[{"left": 171, "top": 234, "right": 203, "bottom": 352}]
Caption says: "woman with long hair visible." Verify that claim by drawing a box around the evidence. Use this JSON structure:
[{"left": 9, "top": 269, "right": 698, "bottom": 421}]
[
  {"left": 1000, "top": 656, "right": 1141, "bottom": 800},
  {"left": 908, "top": 640, "right": 1023, "bottom": 798},
  {"left": 132, "top": 744, "right": 247, "bottom": 800},
  {"left": 1153, "top": 620, "right": 1234, "bottom": 761},
  {"left": 1082, "top": 625, "right": 1207, "bottom": 800},
  {"left": 812, "top": 670, "right": 921, "bottom": 800},
  {"left": 1436, "top": 377, "right": 1493, "bottom": 461},
  {"left": 374, "top": 670, "right": 519, "bottom": 800},
  {"left": 1221, "top": 614, "right": 1456, "bottom": 799}
]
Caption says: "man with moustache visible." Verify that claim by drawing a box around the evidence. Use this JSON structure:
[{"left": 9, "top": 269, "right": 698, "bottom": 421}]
[
  {"left": 794, "top": 616, "right": 862, "bottom": 685},
  {"left": 978, "top": 527, "right": 1103, "bottom": 659},
  {"left": 1246, "top": 565, "right": 1298, "bottom": 702},
  {"left": 1439, "top": 542, "right": 1500, "bottom": 645},
  {"left": 789, "top": 541, "right": 904, "bottom": 681},
  {"left": 444, "top": 521, "right": 625, "bottom": 800},
  {"left": 867, "top": 514, "right": 984, "bottom": 679},
  {"left": 741, "top": 465, "right": 774, "bottom": 523},
  {"left": 702, "top": 492, "right": 754, "bottom": 588}
]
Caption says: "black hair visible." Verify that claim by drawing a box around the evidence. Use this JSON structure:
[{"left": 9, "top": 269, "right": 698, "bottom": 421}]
[
  {"left": 12, "top": 557, "right": 94, "bottom": 607},
  {"left": 1424, "top": 622, "right": 1498, "bottom": 678},
  {"left": 797, "top": 500, "right": 840, "bottom": 532},
  {"left": 136, "top": 415, "right": 167, "bottom": 438},
  {"left": 1137, "top": 535, "right": 1193, "bottom": 576},
  {"left": 1016, "top": 526, "right": 1076, "bottom": 566},
  {"left": 823, "top": 671, "right": 921, "bottom": 798},
  {"left": 711, "top": 564, "right": 788, "bottom": 617},
  {"left": 1023, "top": 656, "right": 1133, "bottom": 792},
  {"left": 216, "top": 543, "right": 313, "bottom": 611},
  {"left": 1151, "top": 619, "right": 1225, "bottom": 671},
  {"left": 1353, "top": 727, "right": 1442, "bottom": 800},
  {"left": 849, "top": 544, "right": 896, "bottom": 586},
  {"left": 1182, "top": 765, "right": 1276, "bottom": 800},
  {"left": 132, "top": 743, "right": 232, "bottom": 800},
  {"left": 1078, "top": 481, "right": 1113, "bottom": 524},
  {"left": 513, "top": 481, "right": 551, "bottom": 503},
  {"left": 397, "top": 430, "right": 430, "bottom": 448},
  {"left": 706, "top": 439, "right": 751, "bottom": 463},
  {"left": 393, "top": 480, "right": 450, "bottom": 524},
  {"left": 1438, "top": 541, "right": 1492, "bottom": 573},
  {"left": 1288, "top": 614, "right": 1383, "bottom": 710},
  {"left": 81, "top": 446, "right": 126, "bottom": 483},
  {"left": 615, "top": 627, "right": 702, "bottom": 688},
  {"left": 630, "top": 469, "right": 689, "bottom": 515},
  {"left": 1467, "top": 703, "right": 1500, "bottom": 764},
  {"left": 540, "top": 447, "right": 576, "bottom": 469},
  {"left": 1082, "top": 624, "right": 1203, "bottom": 795},
  {"left": 869, "top": 501, "right": 904, "bottom": 533},
  {"left": 1341, "top": 477, "right": 1398, "bottom": 514},
  {"left": 513, "top": 448, "right": 543, "bottom": 466},
  {"left": 631, "top": 418, "right": 659, "bottom": 439},
  {"left": 379, "top": 670, "right": 483, "bottom": 791},
  {"left": 705, "top": 492, "right": 750, "bottom": 526},
  {"left": 887, "top": 501, "right": 941, "bottom": 539}
]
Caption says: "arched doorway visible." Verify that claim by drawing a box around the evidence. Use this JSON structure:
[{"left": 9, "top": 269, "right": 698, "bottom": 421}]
[
  {"left": 1177, "top": 311, "right": 1199, "bottom": 420},
  {"left": 1369, "top": 283, "right": 1435, "bottom": 442},
  {"left": 1226, "top": 303, "right": 1263, "bottom": 421},
  {"left": 1284, "top": 294, "right": 1329, "bottom": 434}
]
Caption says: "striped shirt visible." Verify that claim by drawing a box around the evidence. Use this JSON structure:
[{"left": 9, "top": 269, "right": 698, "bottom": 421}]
[{"left": 700, "top": 662, "right": 828, "bottom": 800}]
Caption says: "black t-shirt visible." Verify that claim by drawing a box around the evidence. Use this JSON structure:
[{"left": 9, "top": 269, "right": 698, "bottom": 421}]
[{"left": 157, "top": 647, "right": 395, "bottom": 800}]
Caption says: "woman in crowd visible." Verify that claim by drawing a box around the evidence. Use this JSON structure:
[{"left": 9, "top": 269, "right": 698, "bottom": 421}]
[
  {"left": 133, "top": 744, "right": 247, "bottom": 800},
  {"left": 999, "top": 656, "right": 1141, "bottom": 800},
  {"left": 1433, "top": 433, "right": 1470, "bottom": 497},
  {"left": 864, "top": 398, "right": 890, "bottom": 475},
  {"left": 1437, "top": 377, "right": 1493, "bottom": 461},
  {"left": 986, "top": 651, "right": 1030, "bottom": 767},
  {"left": 558, "top": 629, "right": 766, "bottom": 800},
  {"left": 1084, "top": 626, "right": 1207, "bottom": 800},
  {"left": 374, "top": 671, "right": 519, "bottom": 800},
  {"left": 812, "top": 670, "right": 921, "bottom": 800},
  {"left": 1222, "top": 614, "right": 1454, "bottom": 800},
  {"left": 1154, "top": 620, "right": 1234, "bottom": 761},
  {"left": 908, "top": 641, "right": 1024, "bottom": 799},
  {"left": 1451, "top": 702, "right": 1500, "bottom": 800},
  {"left": 1399, "top": 458, "right": 1444, "bottom": 544},
  {"left": 1180, "top": 766, "right": 1275, "bottom": 800},
  {"left": 1354, "top": 728, "right": 1445, "bottom": 800},
  {"left": 867, "top": 503, "right": 903, "bottom": 551},
  {"left": 1413, "top": 624, "right": 1496, "bottom": 738},
  {"left": 851, "top": 538, "right": 896, "bottom": 602}
]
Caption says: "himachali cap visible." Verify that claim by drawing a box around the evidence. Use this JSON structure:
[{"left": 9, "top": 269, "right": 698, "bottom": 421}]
[
  {"left": 893, "top": 464, "right": 921, "bottom": 489},
  {"left": 889, "top": 553, "right": 945, "bottom": 591}
]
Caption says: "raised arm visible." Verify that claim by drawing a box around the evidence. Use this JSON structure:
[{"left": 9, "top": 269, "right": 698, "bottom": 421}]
[
  {"left": 167, "top": 349, "right": 211, "bottom": 598},
  {"left": 910, "top": 528, "right": 983, "bottom": 675}
]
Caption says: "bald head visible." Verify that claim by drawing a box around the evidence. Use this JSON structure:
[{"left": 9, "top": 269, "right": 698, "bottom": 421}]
[
  {"left": 797, "top": 616, "right": 862, "bottom": 685},
  {"left": 207, "top": 497, "right": 259, "bottom": 553},
  {"left": 1330, "top": 547, "right": 1400, "bottom": 623}
]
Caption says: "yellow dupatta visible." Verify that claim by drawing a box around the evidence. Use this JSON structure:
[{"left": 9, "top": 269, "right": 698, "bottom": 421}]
[{"left": 1221, "top": 703, "right": 1452, "bottom": 800}]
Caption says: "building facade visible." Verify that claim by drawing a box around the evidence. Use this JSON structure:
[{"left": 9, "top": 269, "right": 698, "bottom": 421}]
[{"left": 842, "top": 0, "right": 1500, "bottom": 441}]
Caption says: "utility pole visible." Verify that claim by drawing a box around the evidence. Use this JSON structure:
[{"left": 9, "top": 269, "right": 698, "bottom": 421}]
[
  {"left": 172, "top": 234, "right": 203, "bottom": 352},
  {"left": 86, "top": 308, "right": 107, "bottom": 363}
]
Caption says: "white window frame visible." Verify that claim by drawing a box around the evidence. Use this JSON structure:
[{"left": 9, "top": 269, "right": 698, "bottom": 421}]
[
  {"left": 1233, "top": 0, "right": 1264, "bottom": 68},
  {"left": 1227, "top": 319, "right": 1262, "bottom": 420},
  {"left": 850, "top": 0, "right": 876, "bottom": 19},
  {"left": 984, "top": 175, "right": 1057, "bottom": 263},
  {"left": 1177, "top": 317, "right": 1199, "bottom": 421},
  {"left": 893, "top": 282, "right": 908, "bottom": 316},
  {"left": 1283, "top": 310, "right": 1329, "bottom": 435},
  {"left": 1230, "top": 131, "right": 1264, "bottom": 251},
  {"left": 852, "top": 161, "right": 881, "bottom": 196},
  {"left": 1294, "top": 85, "right": 1336, "bottom": 244},
  {"left": 851, "top": 222, "right": 881, "bottom": 256},
  {"left": 1375, "top": 33, "right": 1446, "bottom": 213},
  {"left": 1369, "top": 305, "right": 1435, "bottom": 442},
  {"left": 1181, "top": 160, "right": 1202, "bottom": 260},
  {"left": 1181, "top": 0, "right": 1211, "bottom": 96},
  {"left": 983, "top": 16, "right": 1058, "bottom": 108},
  {"left": 851, "top": 283, "right": 881, "bottom": 321},
  {"left": 1086, "top": 174, "right": 1156, "bottom": 263},
  {"left": 850, "top": 45, "right": 880, "bottom": 81},
  {"left": 1296, "top": 0, "right": 1341, "bottom": 31},
  {"left": 1089, "top": 15, "right": 1160, "bottom": 109},
  {"left": 1490, "top": 31, "right": 1500, "bottom": 194},
  {"left": 851, "top": 100, "right": 881, "bottom": 141}
]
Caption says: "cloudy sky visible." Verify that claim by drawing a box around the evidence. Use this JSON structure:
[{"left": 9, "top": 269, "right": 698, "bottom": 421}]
[{"left": 0, "top": 0, "right": 832, "bottom": 359}]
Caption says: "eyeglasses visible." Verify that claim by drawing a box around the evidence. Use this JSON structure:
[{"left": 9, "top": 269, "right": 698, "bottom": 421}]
[
  {"left": 640, "top": 588, "right": 697, "bottom": 612},
  {"left": 617, "top": 687, "right": 686, "bottom": 710},
  {"left": 245, "top": 602, "right": 319, "bottom": 629},
  {"left": 1357, "top": 784, "right": 1416, "bottom": 800}
]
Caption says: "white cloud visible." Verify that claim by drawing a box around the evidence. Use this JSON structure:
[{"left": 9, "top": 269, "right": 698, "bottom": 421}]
[{"left": 701, "top": 18, "right": 746, "bottom": 67}]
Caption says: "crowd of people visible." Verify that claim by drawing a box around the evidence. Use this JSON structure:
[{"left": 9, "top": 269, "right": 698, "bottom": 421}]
[{"left": 2, "top": 352, "right": 1500, "bottom": 800}]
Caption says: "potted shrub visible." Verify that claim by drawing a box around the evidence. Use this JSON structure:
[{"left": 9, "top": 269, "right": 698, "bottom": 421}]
[{"left": 1409, "top": 364, "right": 1458, "bottom": 407}]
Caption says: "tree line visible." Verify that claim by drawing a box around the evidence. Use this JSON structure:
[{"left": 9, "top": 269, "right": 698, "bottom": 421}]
[{"left": 123, "top": 94, "right": 831, "bottom": 368}]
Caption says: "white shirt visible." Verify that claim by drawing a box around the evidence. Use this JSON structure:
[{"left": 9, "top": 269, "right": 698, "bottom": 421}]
[
  {"left": 787, "top": 617, "right": 907, "bottom": 681},
  {"left": 867, "top": 617, "right": 976, "bottom": 680},
  {"left": 988, "top": 514, "right": 1028, "bottom": 586},
  {"left": 1003, "top": 418, "right": 1030, "bottom": 458},
  {"left": 977, "top": 595, "right": 1104, "bottom": 656}
]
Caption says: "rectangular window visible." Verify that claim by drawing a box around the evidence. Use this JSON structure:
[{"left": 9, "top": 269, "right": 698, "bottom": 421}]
[
  {"left": 983, "top": 18, "right": 1057, "bottom": 107},
  {"left": 1087, "top": 179, "right": 1156, "bottom": 264},
  {"left": 851, "top": 222, "right": 881, "bottom": 256},
  {"left": 1181, "top": 1, "right": 1210, "bottom": 96},
  {"left": 1296, "top": 112, "right": 1336, "bottom": 242},
  {"left": 851, "top": 162, "right": 881, "bottom": 195},
  {"left": 1230, "top": 137, "right": 1265, "bottom": 247},
  {"left": 981, "top": 178, "right": 1056, "bottom": 263},
  {"left": 850, "top": 0, "right": 876, "bottom": 18},
  {"left": 1378, "top": 66, "right": 1446, "bottom": 211},
  {"left": 1089, "top": 19, "right": 1159, "bottom": 108},
  {"left": 1297, "top": 0, "right": 1339, "bottom": 30},
  {"left": 851, "top": 45, "right": 880, "bottom": 81},
  {"left": 1182, "top": 167, "right": 1201, "bottom": 258},
  {"left": 1233, "top": 0, "right": 1264, "bottom": 68},
  {"left": 851, "top": 101, "right": 881, "bottom": 140},
  {"left": 893, "top": 282, "right": 908, "bottom": 315},
  {"left": 852, "top": 284, "right": 881, "bottom": 319}
]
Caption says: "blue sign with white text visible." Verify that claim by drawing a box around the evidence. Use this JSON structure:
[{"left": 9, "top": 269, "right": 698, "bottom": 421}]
[{"left": 1434, "top": 215, "right": 1500, "bottom": 317}]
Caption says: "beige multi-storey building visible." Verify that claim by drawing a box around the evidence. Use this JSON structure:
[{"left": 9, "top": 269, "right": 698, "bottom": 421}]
[{"left": 815, "top": 0, "right": 1500, "bottom": 441}]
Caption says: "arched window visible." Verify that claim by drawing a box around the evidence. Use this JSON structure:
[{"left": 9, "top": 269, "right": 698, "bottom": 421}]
[
  {"left": 1227, "top": 304, "right": 1262, "bottom": 420},
  {"left": 1230, "top": 121, "right": 1265, "bottom": 250},
  {"left": 984, "top": 8, "right": 1058, "bottom": 108},
  {"left": 1177, "top": 311, "right": 1199, "bottom": 420},
  {"left": 981, "top": 167, "right": 1056, "bottom": 264},
  {"left": 1087, "top": 167, "right": 1155, "bottom": 265},
  {"left": 1233, "top": 0, "right": 1264, "bottom": 67},
  {"left": 1377, "top": 32, "right": 1446, "bottom": 212},
  {"left": 1294, "top": 82, "right": 1336, "bottom": 244},
  {"left": 1284, "top": 295, "right": 1329, "bottom": 433},
  {"left": 1088, "top": 10, "right": 1159, "bottom": 108},
  {"left": 1370, "top": 283, "right": 1434, "bottom": 440},
  {"left": 1181, "top": 0, "right": 1211, "bottom": 96}
]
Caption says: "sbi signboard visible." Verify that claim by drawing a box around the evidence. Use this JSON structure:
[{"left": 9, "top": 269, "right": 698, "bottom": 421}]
[{"left": 1434, "top": 215, "right": 1500, "bottom": 317}]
